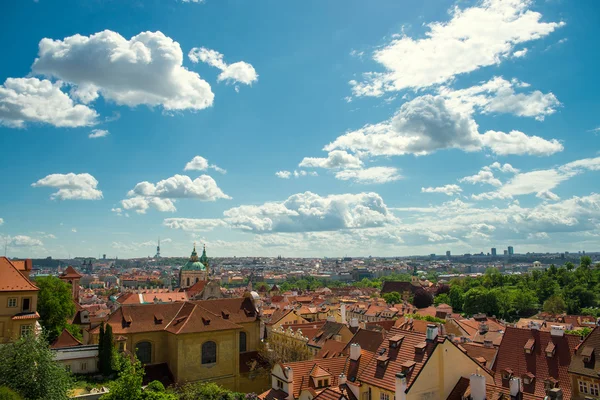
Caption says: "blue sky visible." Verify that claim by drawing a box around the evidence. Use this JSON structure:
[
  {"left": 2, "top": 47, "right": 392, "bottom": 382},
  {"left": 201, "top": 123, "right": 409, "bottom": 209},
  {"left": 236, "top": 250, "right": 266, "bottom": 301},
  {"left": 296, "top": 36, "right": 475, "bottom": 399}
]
[{"left": 1, "top": 0, "right": 599, "bottom": 258}]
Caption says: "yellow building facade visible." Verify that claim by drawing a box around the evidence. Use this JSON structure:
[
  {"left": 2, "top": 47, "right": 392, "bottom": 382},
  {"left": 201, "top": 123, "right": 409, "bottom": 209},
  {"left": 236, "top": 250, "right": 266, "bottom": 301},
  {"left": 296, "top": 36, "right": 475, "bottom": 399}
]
[{"left": 0, "top": 257, "right": 39, "bottom": 343}]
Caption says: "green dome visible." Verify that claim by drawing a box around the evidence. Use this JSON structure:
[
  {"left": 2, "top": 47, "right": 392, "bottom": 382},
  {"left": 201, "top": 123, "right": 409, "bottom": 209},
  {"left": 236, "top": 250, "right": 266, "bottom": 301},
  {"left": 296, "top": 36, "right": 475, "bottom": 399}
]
[{"left": 181, "top": 244, "right": 207, "bottom": 271}]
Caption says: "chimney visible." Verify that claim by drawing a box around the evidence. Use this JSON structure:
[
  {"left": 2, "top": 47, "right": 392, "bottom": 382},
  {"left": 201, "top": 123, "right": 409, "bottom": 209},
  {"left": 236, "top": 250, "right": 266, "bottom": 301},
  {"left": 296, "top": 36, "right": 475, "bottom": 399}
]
[
  {"left": 284, "top": 366, "right": 293, "bottom": 400},
  {"left": 349, "top": 343, "right": 361, "bottom": 361},
  {"left": 426, "top": 324, "right": 439, "bottom": 341},
  {"left": 479, "top": 322, "right": 489, "bottom": 334},
  {"left": 469, "top": 373, "right": 486, "bottom": 400},
  {"left": 350, "top": 318, "right": 359, "bottom": 328},
  {"left": 338, "top": 373, "right": 347, "bottom": 386},
  {"left": 550, "top": 325, "right": 565, "bottom": 337},
  {"left": 547, "top": 388, "right": 563, "bottom": 400},
  {"left": 509, "top": 377, "right": 522, "bottom": 399},
  {"left": 529, "top": 321, "right": 541, "bottom": 331},
  {"left": 483, "top": 339, "right": 493, "bottom": 348},
  {"left": 327, "top": 315, "right": 335, "bottom": 322},
  {"left": 340, "top": 303, "right": 347, "bottom": 324},
  {"left": 395, "top": 372, "right": 407, "bottom": 400}
]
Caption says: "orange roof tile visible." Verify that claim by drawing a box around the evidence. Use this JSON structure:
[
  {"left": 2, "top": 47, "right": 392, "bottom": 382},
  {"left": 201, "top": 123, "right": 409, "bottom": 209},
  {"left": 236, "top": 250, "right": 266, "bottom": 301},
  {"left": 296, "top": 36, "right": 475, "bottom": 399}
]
[
  {"left": 0, "top": 257, "right": 38, "bottom": 292},
  {"left": 51, "top": 328, "right": 83, "bottom": 348}
]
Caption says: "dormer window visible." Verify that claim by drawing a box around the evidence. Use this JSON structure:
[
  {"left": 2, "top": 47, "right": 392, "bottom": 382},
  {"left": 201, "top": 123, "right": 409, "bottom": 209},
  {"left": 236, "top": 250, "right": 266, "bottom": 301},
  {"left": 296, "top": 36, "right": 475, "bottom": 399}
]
[
  {"left": 389, "top": 334, "right": 404, "bottom": 349},
  {"left": 524, "top": 338, "right": 535, "bottom": 354},
  {"left": 502, "top": 368, "right": 513, "bottom": 380},
  {"left": 544, "top": 377, "right": 558, "bottom": 391},
  {"left": 545, "top": 342, "right": 556, "bottom": 358},
  {"left": 377, "top": 355, "right": 389, "bottom": 368},
  {"left": 401, "top": 361, "right": 416, "bottom": 373},
  {"left": 582, "top": 346, "right": 594, "bottom": 363},
  {"left": 523, "top": 372, "right": 535, "bottom": 385},
  {"left": 414, "top": 342, "right": 427, "bottom": 353}
]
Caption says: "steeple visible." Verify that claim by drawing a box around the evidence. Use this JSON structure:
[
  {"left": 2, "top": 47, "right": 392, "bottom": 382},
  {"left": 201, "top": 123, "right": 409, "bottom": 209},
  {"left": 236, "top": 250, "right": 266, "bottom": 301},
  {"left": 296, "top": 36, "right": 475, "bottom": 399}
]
[{"left": 200, "top": 244, "right": 209, "bottom": 277}]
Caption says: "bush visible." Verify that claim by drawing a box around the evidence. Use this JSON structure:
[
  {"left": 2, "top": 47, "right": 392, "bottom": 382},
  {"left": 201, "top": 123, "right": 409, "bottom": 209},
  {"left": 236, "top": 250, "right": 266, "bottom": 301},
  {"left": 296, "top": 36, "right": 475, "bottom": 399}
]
[{"left": 0, "top": 386, "right": 23, "bottom": 400}]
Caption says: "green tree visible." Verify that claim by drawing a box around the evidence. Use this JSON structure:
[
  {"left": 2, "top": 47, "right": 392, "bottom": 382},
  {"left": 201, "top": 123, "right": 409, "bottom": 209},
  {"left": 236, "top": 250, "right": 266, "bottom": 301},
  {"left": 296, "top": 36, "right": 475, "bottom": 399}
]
[
  {"left": 535, "top": 275, "right": 559, "bottom": 304},
  {"left": 100, "top": 324, "right": 115, "bottom": 376},
  {"left": 565, "top": 262, "right": 575, "bottom": 271},
  {"left": 65, "top": 323, "right": 83, "bottom": 341},
  {"left": 382, "top": 292, "right": 401, "bottom": 305},
  {"left": 412, "top": 288, "right": 433, "bottom": 309},
  {"left": 580, "top": 256, "right": 593, "bottom": 270},
  {"left": 98, "top": 323, "right": 105, "bottom": 372},
  {"left": 176, "top": 382, "right": 253, "bottom": 400},
  {"left": 512, "top": 289, "right": 538, "bottom": 316},
  {"left": 463, "top": 287, "right": 498, "bottom": 316},
  {"left": 101, "top": 353, "right": 143, "bottom": 400},
  {"left": 0, "top": 334, "right": 72, "bottom": 400},
  {"left": 35, "top": 276, "right": 76, "bottom": 341},
  {"left": 543, "top": 295, "right": 567, "bottom": 315},
  {"left": 434, "top": 293, "right": 451, "bottom": 307},
  {"left": 448, "top": 286, "right": 465, "bottom": 312},
  {"left": 0, "top": 386, "right": 23, "bottom": 400}
]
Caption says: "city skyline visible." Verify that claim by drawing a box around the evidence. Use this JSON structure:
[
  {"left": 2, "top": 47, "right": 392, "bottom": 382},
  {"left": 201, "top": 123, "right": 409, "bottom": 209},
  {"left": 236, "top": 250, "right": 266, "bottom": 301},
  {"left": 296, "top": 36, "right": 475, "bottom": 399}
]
[{"left": 2, "top": 0, "right": 600, "bottom": 258}]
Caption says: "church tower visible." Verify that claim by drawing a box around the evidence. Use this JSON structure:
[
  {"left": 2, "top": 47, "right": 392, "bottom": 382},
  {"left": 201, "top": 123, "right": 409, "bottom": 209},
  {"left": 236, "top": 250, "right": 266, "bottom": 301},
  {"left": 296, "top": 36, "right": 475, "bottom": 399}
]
[{"left": 179, "top": 244, "right": 208, "bottom": 288}]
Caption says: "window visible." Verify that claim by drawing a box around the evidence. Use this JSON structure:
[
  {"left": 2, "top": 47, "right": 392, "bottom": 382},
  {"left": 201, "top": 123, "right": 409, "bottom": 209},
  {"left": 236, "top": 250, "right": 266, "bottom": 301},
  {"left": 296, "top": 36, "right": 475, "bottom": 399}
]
[
  {"left": 65, "top": 365, "right": 71, "bottom": 373},
  {"left": 22, "top": 298, "right": 31, "bottom": 312},
  {"left": 135, "top": 341, "right": 152, "bottom": 364},
  {"left": 202, "top": 341, "right": 217, "bottom": 364},
  {"left": 80, "top": 362, "right": 87, "bottom": 371},
  {"left": 276, "top": 379, "right": 284, "bottom": 389},
  {"left": 380, "top": 394, "right": 390, "bottom": 400},
  {"left": 239, "top": 331, "right": 247, "bottom": 353},
  {"left": 119, "top": 342, "right": 125, "bottom": 352},
  {"left": 591, "top": 383, "right": 600, "bottom": 397},
  {"left": 324, "top": 379, "right": 329, "bottom": 387},
  {"left": 318, "top": 380, "right": 323, "bottom": 387},
  {"left": 20, "top": 324, "right": 32, "bottom": 337},
  {"left": 186, "top": 277, "right": 190, "bottom": 287},
  {"left": 8, "top": 298, "right": 17, "bottom": 308},
  {"left": 580, "top": 380, "right": 589, "bottom": 394}
]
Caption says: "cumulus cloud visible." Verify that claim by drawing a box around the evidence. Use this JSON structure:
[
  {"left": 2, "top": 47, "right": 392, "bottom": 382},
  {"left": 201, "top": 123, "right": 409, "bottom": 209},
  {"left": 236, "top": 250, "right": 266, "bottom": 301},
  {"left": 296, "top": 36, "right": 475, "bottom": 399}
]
[
  {"left": 513, "top": 48, "right": 528, "bottom": 58},
  {"left": 421, "top": 184, "right": 462, "bottom": 196},
  {"left": 89, "top": 129, "right": 109, "bottom": 138},
  {"left": 335, "top": 167, "right": 401, "bottom": 184},
  {"left": 325, "top": 95, "right": 562, "bottom": 157},
  {"left": 0, "top": 218, "right": 3, "bottom": 225},
  {"left": 184, "top": 155, "right": 226, "bottom": 174},
  {"left": 486, "top": 162, "right": 519, "bottom": 174},
  {"left": 440, "top": 76, "right": 561, "bottom": 121},
  {"left": 163, "top": 218, "right": 227, "bottom": 231},
  {"left": 350, "top": 0, "right": 564, "bottom": 96},
  {"left": 299, "top": 150, "right": 363, "bottom": 169},
  {"left": 121, "top": 174, "right": 230, "bottom": 214},
  {"left": 223, "top": 191, "right": 396, "bottom": 233},
  {"left": 6, "top": 235, "right": 44, "bottom": 247},
  {"left": 536, "top": 190, "right": 560, "bottom": 201},
  {"left": 32, "top": 30, "right": 214, "bottom": 111},
  {"left": 188, "top": 47, "right": 258, "bottom": 85},
  {"left": 32, "top": 173, "right": 103, "bottom": 200},
  {"left": 275, "top": 171, "right": 291, "bottom": 179},
  {"left": 0, "top": 78, "right": 97, "bottom": 128},
  {"left": 460, "top": 169, "right": 502, "bottom": 187}
]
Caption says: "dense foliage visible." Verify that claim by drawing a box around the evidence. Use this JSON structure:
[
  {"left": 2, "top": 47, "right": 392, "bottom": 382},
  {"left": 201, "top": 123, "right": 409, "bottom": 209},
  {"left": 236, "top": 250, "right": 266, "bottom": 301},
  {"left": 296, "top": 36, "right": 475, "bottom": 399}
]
[
  {"left": 0, "top": 334, "right": 72, "bottom": 400},
  {"left": 175, "top": 382, "right": 256, "bottom": 400},
  {"left": 441, "top": 257, "right": 600, "bottom": 320},
  {"left": 98, "top": 323, "right": 115, "bottom": 376},
  {"left": 35, "top": 276, "right": 76, "bottom": 341},
  {"left": 0, "top": 386, "right": 23, "bottom": 400}
]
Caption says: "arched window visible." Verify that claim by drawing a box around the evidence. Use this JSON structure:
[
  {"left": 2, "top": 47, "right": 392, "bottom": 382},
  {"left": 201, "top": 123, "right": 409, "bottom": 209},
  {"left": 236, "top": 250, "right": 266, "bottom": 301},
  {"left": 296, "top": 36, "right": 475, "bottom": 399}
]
[
  {"left": 196, "top": 277, "right": 199, "bottom": 283},
  {"left": 186, "top": 277, "right": 190, "bottom": 287},
  {"left": 202, "top": 341, "right": 217, "bottom": 364},
  {"left": 239, "top": 331, "right": 247, "bottom": 353},
  {"left": 136, "top": 341, "right": 152, "bottom": 364}
]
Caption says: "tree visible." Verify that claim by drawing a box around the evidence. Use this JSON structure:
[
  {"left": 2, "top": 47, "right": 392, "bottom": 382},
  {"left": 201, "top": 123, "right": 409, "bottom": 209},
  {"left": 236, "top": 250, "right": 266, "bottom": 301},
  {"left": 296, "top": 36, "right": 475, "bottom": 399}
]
[
  {"left": 382, "top": 292, "right": 401, "bottom": 305},
  {"left": 65, "top": 323, "right": 83, "bottom": 341},
  {"left": 259, "top": 333, "right": 311, "bottom": 367},
  {"left": 98, "top": 323, "right": 105, "bottom": 373},
  {"left": 101, "top": 353, "right": 143, "bottom": 400},
  {"left": 535, "top": 275, "right": 559, "bottom": 304},
  {"left": 449, "top": 286, "right": 465, "bottom": 312},
  {"left": 436, "top": 284, "right": 450, "bottom": 296},
  {"left": 35, "top": 276, "right": 76, "bottom": 341},
  {"left": 433, "top": 293, "right": 451, "bottom": 307},
  {"left": 543, "top": 295, "right": 567, "bottom": 315},
  {"left": 176, "top": 382, "right": 254, "bottom": 400},
  {"left": 0, "top": 334, "right": 72, "bottom": 400},
  {"left": 512, "top": 289, "right": 538, "bottom": 316},
  {"left": 580, "top": 256, "right": 593, "bottom": 270},
  {"left": 0, "top": 386, "right": 22, "bottom": 400},
  {"left": 101, "top": 324, "right": 115, "bottom": 376},
  {"left": 412, "top": 288, "right": 433, "bottom": 309},
  {"left": 463, "top": 287, "right": 498, "bottom": 317},
  {"left": 565, "top": 262, "right": 575, "bottom": 271}
]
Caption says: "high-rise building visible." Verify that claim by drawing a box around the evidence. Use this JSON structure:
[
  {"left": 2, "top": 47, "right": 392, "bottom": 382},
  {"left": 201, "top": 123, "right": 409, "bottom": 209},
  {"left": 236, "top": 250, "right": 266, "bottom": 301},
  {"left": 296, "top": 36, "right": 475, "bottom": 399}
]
[
  {"left": 491, "top": 248, "right": 497, "bottom": 256},
  {"left": 446, "top": 250, "right": 451, "bottom": 258},
  {"left": 508, "top": 246, "right": 514, "bottom": 256},
  {"left": 504, "top": 250, "right": 508, "bottom": 256}
]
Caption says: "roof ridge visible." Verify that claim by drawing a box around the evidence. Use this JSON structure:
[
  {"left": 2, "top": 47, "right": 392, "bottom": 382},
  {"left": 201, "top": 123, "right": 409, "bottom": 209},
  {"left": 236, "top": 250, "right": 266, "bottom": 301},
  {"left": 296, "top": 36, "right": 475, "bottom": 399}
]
[{"left": 164, "top": 302, "right": 188, "bottom": 331}]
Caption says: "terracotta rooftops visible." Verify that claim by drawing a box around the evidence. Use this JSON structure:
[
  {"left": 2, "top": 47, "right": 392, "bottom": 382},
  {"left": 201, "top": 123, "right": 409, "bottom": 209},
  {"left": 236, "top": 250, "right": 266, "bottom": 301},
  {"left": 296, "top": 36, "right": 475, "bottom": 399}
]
[
  {"left": 569, "top": 326, "right": 600, "bottom": 378},
  {"left": 90, "top": 297, "right": 257, "bottom": 336},
  {"left": 60, "top": 266, "right": 83, "bottom": 279},
  {"left": 492, "top": 326, "right": 580, "bottom": 398},
  {"left": 51, "top": 328, "right": 83, "bottom": 349},
  {"left": 0, "top": 257, "right": 38, "bottom": 292}
]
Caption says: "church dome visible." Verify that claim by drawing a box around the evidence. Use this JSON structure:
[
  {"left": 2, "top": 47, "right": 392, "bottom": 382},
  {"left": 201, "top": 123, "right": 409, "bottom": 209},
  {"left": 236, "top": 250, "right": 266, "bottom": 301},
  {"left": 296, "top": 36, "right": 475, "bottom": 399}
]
[{"left": 181, "top": 244, "right": 207, "bottom": 271}]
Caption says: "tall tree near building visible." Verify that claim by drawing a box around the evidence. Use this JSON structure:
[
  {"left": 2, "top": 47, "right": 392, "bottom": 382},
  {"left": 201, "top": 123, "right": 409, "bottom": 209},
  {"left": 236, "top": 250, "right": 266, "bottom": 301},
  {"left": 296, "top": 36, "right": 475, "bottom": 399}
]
[
  {"left": 543, "top": 295, "right": 567, "bottom": 315},
  {"left": 100, "top": 324, "right": 115, "bottom": 376},
  {"left": 0, "top": 334, "right": 72, "bottom": 400},
  {"left": 412, "top": 288, "right": 433, "bottom": 309},
  {"left": 35, "top": 276, "right": 76, "bottom": 342}
]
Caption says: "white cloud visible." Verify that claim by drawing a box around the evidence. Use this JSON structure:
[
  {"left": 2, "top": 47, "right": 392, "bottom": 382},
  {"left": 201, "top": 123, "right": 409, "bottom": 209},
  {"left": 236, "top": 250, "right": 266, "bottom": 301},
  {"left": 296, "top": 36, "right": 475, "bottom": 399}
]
[
  {"left": 275, "top": 171, "right": 291, "bottom": 179},
  {"left": 111, "top": 207, "right": 129, "bottom": 217},
  {"left": 163, "top": 218, "right": 227, "bottom": 231},
  {"left": 480, "top": 130, "right": 563, "bottom": 156},
  {"left": 486, "top": 162, "right": 519, "bottom": 174},
  {"left": 71, "top": 228, "right": 77, "bottom": 233},
  {"left": 32, "top": 30, "right": 214, "bottom": 111},
  {"left": 421, "top": 184, "right": 462, "bottom": 196},
  {"left": 89, "top": 129, "right": 109, "bottom": 139},
  {"left": 439, "top": 76, "right": 560, "bottom": 121},
  {"left": 7, "top": 235, "right": 43, "bottom": 247},
  {"left": 0, "top": 77, "right": 97, "bottom": 128},
  {"left": 325, "top": 95, "right": 562, "bottom": 157},
  {"left": 351, "top": 0, "right": 564, "bottom": 96},
  {"left": 335, "top": 167, "right": 401, "bottom": 184},
  {"left": 536, "top": 190, "right": 560, "bottom": 201},
  {"left": 188, "top": 47, "right": 258, "bottom": 85},
  {"left": 299, "top": 150, "right": 363, "bottom": 169},
  {"left": 0, "top": 218, "right": 3, "bottom": 225},
  {"left": 513, "top": 48, "right": 528, "bottom": 58},
  {"left": 121, "top": 174, "right": 230, "bottom": 213},
  {"left": 32, "top": 173, "right": 103, "bottom": 200},
  {"left": 184, "top": 155, "right": 226, "bottom": 173},
  {"left": 460, "top": 169, "right": 502, "bottom": 187},
  {"left": 223, "top": 191, "right": 396, "bottom": 233}
]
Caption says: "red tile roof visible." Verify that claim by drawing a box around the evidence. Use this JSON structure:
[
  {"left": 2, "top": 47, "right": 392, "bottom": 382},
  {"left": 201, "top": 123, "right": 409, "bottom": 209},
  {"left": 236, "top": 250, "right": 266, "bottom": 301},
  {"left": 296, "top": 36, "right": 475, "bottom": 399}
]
[
  {"left": 492, "top": 326, "right": 580, "bottom": 398},
  {"left": 446, "top": 377, "right": 545, "bottom": 400},
  {"left": 0, "top": 257, "right": 38, "bottom": 292},
  {"left": 12, "top": 311, "right": 40, "bottom": 320},
  {"left": 61, "top": 266, "right": 83, "bottom": 279},
  {"left": 569, "top": 326, "right": 600, "bottom": 378},
  {"left": 51, "top": 328, "right": 83, "bottom": 348}
]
